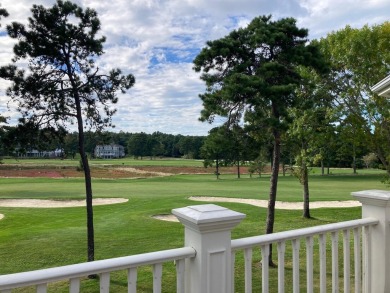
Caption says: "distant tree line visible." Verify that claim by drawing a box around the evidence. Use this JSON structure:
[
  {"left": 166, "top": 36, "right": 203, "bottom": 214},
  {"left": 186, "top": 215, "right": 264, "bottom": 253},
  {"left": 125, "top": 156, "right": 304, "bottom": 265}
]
[
  {"left": 0, "top": 128, "right": 206, "bottom": 160},
  {"left": 0, "top": 123, "right": 378, "bottom": 171}
]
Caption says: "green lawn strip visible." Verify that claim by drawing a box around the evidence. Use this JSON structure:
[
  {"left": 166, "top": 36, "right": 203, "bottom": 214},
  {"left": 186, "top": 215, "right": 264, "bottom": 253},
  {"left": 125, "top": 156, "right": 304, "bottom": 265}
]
[
  {"left": 106, "top": 173, "right": 385, "bottom": 201},
  {"left": 2, "top": 158, "right": 79, "bottom": 167},
  {"left": 0, "top": 173, "right": 384, "bottom": 292},
  {"left": 2, "top": 157, "right": 388, "bottom": 174}
]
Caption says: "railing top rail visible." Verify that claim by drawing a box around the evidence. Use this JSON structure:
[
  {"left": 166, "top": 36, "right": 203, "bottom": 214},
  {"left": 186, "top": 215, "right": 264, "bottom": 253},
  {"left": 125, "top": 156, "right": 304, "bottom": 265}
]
[
  {"left": 0, "top": 246, "right": 196, "bottom": 290},
  {"left": 231, "top": 217, "right": 378, "bottom": 250}
]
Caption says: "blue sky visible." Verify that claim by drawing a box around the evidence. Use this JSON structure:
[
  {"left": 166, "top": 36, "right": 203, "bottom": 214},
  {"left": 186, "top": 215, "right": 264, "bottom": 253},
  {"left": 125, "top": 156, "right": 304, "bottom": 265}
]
[{"left": 0, "top": 0, "right": 389, "bottom": 135}]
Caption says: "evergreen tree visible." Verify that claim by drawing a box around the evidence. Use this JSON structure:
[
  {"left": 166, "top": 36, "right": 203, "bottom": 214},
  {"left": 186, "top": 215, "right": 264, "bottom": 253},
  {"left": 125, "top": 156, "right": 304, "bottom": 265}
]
[
  {"left": 194, "top": 15, "right": 328, "bottom": 264},
  {"left": 0, "top": 0, "right": 135, "bottom": 263}
]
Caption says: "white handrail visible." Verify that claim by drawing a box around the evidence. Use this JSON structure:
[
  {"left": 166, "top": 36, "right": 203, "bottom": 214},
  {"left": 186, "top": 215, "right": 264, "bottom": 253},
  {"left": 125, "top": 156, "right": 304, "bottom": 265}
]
[
  {"left": 0, "top": 247, "right": 196, "bottom": 291},
  {"left": 231, "top": 217, "right": 378, "bottom": 250}
]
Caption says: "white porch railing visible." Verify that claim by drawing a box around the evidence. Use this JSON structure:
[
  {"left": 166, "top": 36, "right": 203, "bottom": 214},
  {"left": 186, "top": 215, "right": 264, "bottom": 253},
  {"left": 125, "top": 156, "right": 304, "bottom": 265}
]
[
  {"left": 1, "top": 189, "right": 390, "bottom": 292},
  {"left": 231, "top": 217, "right": 378, "bottom": 293},
  {"left": 0, "top": 247, "right": 196, "bottom": 293}
]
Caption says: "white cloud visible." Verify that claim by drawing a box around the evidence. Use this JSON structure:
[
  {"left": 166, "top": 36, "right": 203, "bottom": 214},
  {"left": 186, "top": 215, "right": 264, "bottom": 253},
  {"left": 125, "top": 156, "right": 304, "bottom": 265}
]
[
  {"left": 297, "top": 0, "right": 390, "bottom": 39},
  {"left": 0, "top": 0, "right": 388, "bottom": 135},
  {"left": 111, "top": 62, "right": 211, "bottom": 135}
]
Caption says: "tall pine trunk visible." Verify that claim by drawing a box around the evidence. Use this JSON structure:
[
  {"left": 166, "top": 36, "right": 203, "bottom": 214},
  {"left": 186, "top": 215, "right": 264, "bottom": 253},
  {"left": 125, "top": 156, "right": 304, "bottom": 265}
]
[
  {"left": 75, "top": 97, "right": 95, "bottom": 264},
  {"left": 302, "top": 162, "right": 310, "bottom": 218},
  {"left": 352, "top": 144, "right": 357, "bottom": 174},
  {"left": 237, "top": 159, "right": 241, "bottom": 179},
  {"left": 215, "top": 156, "right": 220, "bottom": 179},
  {"left": 79, "top": 138, "right": 94, "bottom": 263},
  {"left": 265, "top": 127, "right": 281, "bottom": 266}
]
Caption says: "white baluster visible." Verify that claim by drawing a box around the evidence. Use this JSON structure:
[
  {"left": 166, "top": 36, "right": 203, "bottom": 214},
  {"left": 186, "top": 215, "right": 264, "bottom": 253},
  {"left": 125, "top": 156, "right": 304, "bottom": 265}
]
[
  {"left": 292, "top": 239, "right": 300, "bottom": 293},
  {"left": 176, "top": 259, "right": 185, "bottom": 293},
  {"left": 277, "top": 241, "right": 286, "bottom": 293},
  {"left": 231, "top": 251, "right": 236, "bottom": 293},
  {"left": 343, "top": 229, "right": 350, "bottom": 292},
  {"left": 100, "top": 272, "right": 110, "bottom": 293},
  {"left": 128, "top": 267, "right": 137, "bottom": 293},
  {"left": 69, "top": 278, "right": 80, "bottom": 293},
  {"left": 353, "top": 227, "right": 361, "bottom": 293},
  {"left": 363, "top": 225, "right": 371, "bottom": 293},
  {"left": 261, "top": 245, "right": 270, "bottom": 293},
  {"left": 331, "top": 231, "right": 339, "bottom": 293},
  {"left": 36, "top": 283, "right": 47, "bottom": 293},
  {"left": 244, "top": 248, "right": 252, "bottom": 293},
  {"left": 153, "top": 263, "right": 162, "bottom": 293},
  {"left": 319, "top": 233, "right": 326, "bottom": 293},
  {"left": 306, "top": 236, "right": 314, "bottom": 293}
]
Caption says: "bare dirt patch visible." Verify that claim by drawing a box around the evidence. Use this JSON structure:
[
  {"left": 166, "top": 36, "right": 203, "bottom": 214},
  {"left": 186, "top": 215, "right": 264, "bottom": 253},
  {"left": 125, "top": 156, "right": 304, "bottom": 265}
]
[
  {"left": 0, "top": 198, "right": 128, "bottom": 208},
  {"left": 0, "top": 165, "right": 258, "bottom": 179},
  {"left": 0, "top": 165, "right": 166, "bottom": 179},
  {"left": 133, "top": 166, "right": 252, "bottom": 175}
]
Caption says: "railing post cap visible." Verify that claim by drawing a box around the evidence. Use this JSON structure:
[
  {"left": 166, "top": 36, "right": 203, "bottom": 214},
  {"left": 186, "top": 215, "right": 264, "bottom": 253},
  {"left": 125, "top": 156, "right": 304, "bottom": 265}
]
[
  {"left": 172, "top": 204, "right": 245, "bottom": 233},
  {"left": 352, "top": 190, "right": 390, "bottom": 207}
]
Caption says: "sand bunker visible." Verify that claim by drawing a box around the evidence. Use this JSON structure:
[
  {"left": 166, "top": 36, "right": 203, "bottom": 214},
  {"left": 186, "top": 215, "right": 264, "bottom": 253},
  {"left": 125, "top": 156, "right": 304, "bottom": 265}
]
[
  {"left": 0, "top": 198, "right": 128, "bottom": 208},
  {"left": 0, "top": 198, "right": 128, "bottom": 221},
  {"left": 189, "top": 196, "right": 361, "bottom": 209},
  {"left": 153, "top": 196, "right": 361, "bottom": 222},
  {"left": 152, "top": 214, "right": 179, "bottom": 222}
]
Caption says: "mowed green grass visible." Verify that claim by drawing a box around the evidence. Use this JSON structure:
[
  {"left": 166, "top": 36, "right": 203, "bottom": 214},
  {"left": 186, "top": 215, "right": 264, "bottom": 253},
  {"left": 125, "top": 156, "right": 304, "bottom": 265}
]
[
  {"left": 4, "top": 157, "right": 389, "bottom": 170},
  {"left": 0, "top": 171, "right": 386, "bottom": 201},
  {"left": 0, "top": 161, "right": 388, "bottom": 292}
]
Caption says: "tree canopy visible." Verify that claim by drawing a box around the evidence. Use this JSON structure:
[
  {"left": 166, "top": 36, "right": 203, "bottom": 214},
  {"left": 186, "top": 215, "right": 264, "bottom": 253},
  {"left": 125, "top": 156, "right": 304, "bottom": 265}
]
[
  {"left": 1, "top": 0, "right": 134, "bottom": 131},
  {"left": 194, "top": 15, "right": 328, "bottom": 264},
  {"left": 319, "top": 22, "right": 390, "bottom": 174}
]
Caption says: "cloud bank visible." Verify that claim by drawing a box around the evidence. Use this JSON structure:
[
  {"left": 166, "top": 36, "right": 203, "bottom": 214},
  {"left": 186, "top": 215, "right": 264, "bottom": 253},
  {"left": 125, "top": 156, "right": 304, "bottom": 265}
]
[{"left": 0, "top": 0, "right": 388, "bottom": 135}]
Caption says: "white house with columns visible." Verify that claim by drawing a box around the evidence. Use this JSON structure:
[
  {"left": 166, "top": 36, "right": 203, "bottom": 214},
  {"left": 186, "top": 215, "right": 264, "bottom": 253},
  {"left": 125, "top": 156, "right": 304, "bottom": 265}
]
[{"left": 94, "top": 144, "right": 125, "bottom": 159}]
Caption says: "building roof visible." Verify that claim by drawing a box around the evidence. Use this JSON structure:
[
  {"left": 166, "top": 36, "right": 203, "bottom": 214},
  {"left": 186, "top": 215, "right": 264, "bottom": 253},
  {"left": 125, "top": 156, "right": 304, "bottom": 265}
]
[{"left": 371, "top": 75, "right": 390, "bottom": 98}]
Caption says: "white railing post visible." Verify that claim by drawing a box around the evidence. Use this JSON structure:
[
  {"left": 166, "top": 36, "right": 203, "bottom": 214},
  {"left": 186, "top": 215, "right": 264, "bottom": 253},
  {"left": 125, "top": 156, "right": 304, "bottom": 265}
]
[
  {"left": 172, "top": 204, "right": 245, "bottom": 293},
  {"left": 352, "top": 190, "right": 390, "bottom": 292}
]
